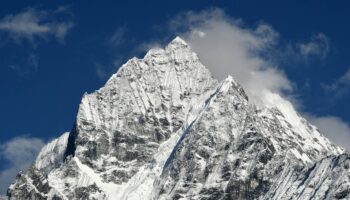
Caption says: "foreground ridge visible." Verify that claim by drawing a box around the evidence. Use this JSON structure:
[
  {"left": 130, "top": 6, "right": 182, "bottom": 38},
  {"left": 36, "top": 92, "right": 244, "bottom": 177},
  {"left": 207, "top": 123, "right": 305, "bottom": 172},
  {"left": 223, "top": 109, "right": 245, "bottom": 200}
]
[{"left": 7, "top": 37, "right": 348, "bottom": 200}]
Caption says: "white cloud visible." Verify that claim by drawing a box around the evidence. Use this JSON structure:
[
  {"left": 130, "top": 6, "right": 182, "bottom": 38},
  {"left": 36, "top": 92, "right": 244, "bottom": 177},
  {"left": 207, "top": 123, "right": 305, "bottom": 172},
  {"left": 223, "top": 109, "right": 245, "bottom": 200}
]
[
  {"left": 0, "top": 8, "right": 74, "bottom": 44},
  {"left": 0, "top": 136, "right": 45, "bottom": 195},
  {"left": 170, "top": 9, "right": 291, "bottom": 105},
  {"left": 167, "top": 8, "right": 350, "bottom": 151},
  {"left": 297, "top": 33, "right": 330, "bottom": 60},
  {"left": 307, "top": 115, "right": 350, "bottom": 151}
]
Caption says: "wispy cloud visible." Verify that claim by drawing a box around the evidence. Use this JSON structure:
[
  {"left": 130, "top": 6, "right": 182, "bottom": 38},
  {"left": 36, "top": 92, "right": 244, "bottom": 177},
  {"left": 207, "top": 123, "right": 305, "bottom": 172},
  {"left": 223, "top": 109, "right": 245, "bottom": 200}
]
[
  {"left": 0, "top": 7, "right": 74, "bottom": 44},
  {"left": 268, "top": 32, "right": 331, "bottom": 66},
  {"left": 297, "top": 33, "right": 330, "bottom": 60},
  {"left": 110, "top": 27, "right": 126, "bottom": 48},
  {"left": 55, "top": 5, "right": 72, "bottom": 14},
  {"left": 0, "top": 136, "right": 45, "bottom": 195},
  {"left": 95, "top": 27, "right": 128, "bottom": 80},
  {"left": 54, "top": 22, "right": 75, "bottom": 44},
  {"left": 169, "top": 8, "right": 291, "bottom": 105},
  {"left": 323, "top": 68, "right": 350, "bottom": 96},
  {"left": 95, "top": 63, "right": 109, "bottom": 80},
  {"left": 1, "top": 6, "right": 75, "bottom": 77}
]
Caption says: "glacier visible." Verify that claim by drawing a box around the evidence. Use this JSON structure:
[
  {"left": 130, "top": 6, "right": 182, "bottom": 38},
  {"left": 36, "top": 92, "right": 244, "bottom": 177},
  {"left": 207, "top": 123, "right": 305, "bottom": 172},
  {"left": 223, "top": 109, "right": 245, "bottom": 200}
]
[{"left": 5, "top": 37, "right": 350, "bottom": 200}]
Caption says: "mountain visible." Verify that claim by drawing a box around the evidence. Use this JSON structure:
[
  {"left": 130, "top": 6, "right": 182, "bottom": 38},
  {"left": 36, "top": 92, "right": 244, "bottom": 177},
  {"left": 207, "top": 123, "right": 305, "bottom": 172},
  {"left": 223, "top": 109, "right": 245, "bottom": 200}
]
[{"left": 6, "top": 37, "right": 350, "bottom": 200}]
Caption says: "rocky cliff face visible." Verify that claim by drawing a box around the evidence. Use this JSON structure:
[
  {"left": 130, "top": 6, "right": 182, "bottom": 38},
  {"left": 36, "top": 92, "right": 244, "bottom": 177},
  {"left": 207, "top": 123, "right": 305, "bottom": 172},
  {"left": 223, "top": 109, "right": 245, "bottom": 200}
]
[{"left": 6, "top": 37, "right": 349, "bottom": 200}]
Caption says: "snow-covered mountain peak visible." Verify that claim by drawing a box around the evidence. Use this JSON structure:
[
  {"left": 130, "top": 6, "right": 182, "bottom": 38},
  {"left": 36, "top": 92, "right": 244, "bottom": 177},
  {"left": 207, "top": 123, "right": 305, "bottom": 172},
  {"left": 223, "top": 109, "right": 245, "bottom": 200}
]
[
  {"left": 219, "top": 75, "right": 249, "bottom": 99},
  {"left": 105, "top": 37, "right": 202, "bottom": 90},
  {"left": 6, "top": 37, "right": 350, "bottom": 200},
  {"left": 221, "top": 75, "right": 236, "bottom": 87},
  {"left": 168, "top": 36, "right": 189, "bottom": 48}
]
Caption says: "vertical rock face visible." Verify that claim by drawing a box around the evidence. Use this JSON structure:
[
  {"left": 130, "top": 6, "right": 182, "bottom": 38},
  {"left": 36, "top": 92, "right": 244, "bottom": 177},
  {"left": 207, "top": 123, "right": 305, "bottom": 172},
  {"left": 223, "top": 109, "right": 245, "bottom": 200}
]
[
  {"left": 6, "top": 37, "right": 349, "bottom": 200},
  {"left": 72, "top": 37, "right": 217, "bottom": 187}
]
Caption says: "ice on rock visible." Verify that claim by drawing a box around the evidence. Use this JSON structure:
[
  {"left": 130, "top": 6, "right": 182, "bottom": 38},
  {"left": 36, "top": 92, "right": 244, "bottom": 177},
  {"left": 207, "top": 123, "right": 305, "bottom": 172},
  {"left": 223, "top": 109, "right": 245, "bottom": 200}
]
[{"left": 7, "top": 37, "right": 350, "bottom": 200}]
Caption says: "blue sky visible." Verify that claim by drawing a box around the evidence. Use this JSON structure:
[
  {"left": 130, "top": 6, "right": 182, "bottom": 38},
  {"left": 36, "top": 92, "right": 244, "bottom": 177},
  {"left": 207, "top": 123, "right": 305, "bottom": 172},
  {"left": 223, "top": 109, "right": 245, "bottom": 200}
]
[{"left": 1, "top": 0, "right": 350, "bottom": 194}]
